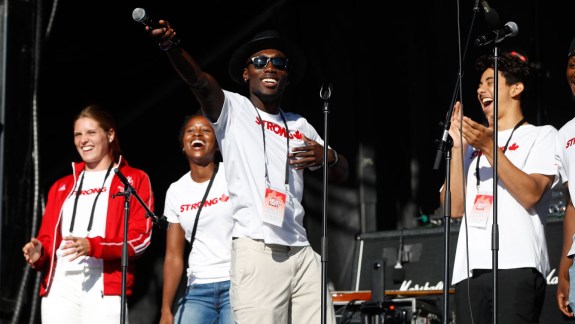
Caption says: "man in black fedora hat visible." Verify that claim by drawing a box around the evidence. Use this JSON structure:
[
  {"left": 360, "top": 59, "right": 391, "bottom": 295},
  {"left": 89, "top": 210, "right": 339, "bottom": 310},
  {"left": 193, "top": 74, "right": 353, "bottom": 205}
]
[
  {"left": 556, "top": 37, "right": 575, "bottom": 318},
  {"left": 142, "top": 20, "right": 348, "bottom": 324}
]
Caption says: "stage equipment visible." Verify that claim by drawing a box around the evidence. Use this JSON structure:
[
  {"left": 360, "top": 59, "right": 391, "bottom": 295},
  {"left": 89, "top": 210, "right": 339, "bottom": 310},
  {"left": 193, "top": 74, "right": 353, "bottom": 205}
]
[{"left": 348, "top": 217, "right": 569, "bottom": 323}]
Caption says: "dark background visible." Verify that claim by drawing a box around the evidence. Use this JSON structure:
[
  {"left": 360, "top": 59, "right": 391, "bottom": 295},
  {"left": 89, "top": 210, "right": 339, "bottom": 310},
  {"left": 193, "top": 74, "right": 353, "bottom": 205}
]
[{"left": 2, "top": 0, "right": 575, "bottom": 323}]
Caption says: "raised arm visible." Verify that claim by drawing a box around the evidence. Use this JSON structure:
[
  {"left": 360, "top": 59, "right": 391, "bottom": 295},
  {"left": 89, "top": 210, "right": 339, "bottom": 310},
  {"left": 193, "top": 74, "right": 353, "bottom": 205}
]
[{"left": 145, "top": 20, "right": 225, "bottom": 123}]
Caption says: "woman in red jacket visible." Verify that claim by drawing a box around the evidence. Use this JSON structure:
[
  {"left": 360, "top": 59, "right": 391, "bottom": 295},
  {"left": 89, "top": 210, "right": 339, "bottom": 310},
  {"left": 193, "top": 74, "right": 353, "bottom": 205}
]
[{"left": 22, "top": 104, "right": 154, "bottom": 323}]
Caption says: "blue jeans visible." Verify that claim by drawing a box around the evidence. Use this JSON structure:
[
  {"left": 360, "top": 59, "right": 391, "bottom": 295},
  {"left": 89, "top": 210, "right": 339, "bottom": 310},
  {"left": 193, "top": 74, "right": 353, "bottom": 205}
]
[
  {"left": 173, "top": 280, "right": 234, "bottom": 324},
  {"left": 569, "top": 262, "right": 575, "bottom": 313}
]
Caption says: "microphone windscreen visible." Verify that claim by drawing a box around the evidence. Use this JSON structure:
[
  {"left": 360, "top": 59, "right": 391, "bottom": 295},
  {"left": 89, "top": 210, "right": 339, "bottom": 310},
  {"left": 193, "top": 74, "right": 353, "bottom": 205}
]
[
  {"left": 392, "top": 267, "right": 405, "bottom": 284},
  {"left": 132, "top": 8, "right": 147, "bottom": 23}
]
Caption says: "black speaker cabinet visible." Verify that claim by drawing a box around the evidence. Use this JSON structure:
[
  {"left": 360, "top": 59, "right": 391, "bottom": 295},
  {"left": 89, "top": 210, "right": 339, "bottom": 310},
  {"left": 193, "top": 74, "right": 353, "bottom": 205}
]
[{"left": 349, "top": 217, "right": 574, "bottom": 323}]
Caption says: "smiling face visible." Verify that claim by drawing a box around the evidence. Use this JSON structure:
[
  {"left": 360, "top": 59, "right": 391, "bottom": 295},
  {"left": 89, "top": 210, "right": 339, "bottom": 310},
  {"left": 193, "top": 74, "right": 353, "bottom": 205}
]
[
  {"left": 74, "top": 117, "right": 114, "bottom": 171},
  {"left": 476, "top": 67, "right": 522, "bottom": 124},
  {"left": 243, "top": 49, "right": 289, "bottom": 105},
  {"left": 181, "top": 115, "right": 218, "bottom": 166},
  {"left": 473, "top": 52, "right": 529, "bottom": 126}
]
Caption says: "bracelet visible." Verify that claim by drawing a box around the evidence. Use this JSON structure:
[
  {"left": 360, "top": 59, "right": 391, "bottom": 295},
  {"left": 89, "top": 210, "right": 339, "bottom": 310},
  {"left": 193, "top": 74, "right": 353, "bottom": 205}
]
[
  {"left": 159, "top": 40, "right": 176, "bottom": 51},
  {"left": 328, "top": 150, "right": 339, "bottom": 167}
]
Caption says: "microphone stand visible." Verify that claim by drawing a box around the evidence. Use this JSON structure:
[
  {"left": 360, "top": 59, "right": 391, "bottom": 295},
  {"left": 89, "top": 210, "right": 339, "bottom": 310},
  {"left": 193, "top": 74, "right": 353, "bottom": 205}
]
[
  {"left": 112, "top": 167, "right": 160, "bottom": 324},
  {"left": 433, "top": 3, "right": 481, "bottom": 323},
  {"left": 319, "top": 83, "right": 332, "bottom": 324},
  {"left": 490, "top": 45, "right": 500, "bottom": 324}
]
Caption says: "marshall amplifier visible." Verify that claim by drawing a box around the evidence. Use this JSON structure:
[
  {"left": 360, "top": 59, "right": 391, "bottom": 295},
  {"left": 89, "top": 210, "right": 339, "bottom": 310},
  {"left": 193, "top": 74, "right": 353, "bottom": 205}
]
[
  {"left": 348, "top": 217, "right": 572, "bottom": 323},
  {"left": 333, "top": 296, "right": 441, "bottom": 324}
]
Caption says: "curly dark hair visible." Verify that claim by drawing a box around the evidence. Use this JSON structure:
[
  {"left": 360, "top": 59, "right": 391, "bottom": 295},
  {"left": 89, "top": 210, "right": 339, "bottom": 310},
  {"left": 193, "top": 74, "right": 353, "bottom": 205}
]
[{"left": 475, "top": 51, "right": 531, "bottom": 86}]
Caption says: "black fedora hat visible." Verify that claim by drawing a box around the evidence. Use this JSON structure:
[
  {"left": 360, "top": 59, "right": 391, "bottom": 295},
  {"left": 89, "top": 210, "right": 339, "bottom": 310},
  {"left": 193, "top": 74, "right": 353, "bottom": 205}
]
[{"left": 228, "top": 30, "right": 307, "bottom": 85}]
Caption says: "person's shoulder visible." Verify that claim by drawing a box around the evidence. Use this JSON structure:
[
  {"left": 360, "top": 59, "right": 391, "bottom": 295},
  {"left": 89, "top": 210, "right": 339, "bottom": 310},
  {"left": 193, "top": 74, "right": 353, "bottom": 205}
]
[
  {"left": 526, "top": 124, "right": 559, "bottom": 144},
  {"left": 223, "top": 89, "right": 245, "bottom": 101},
  {"left": 559, "top": 117, "right": 575, "bottom": 133},
  {"left": 165, "top": 173, "right": 189, "bottom": 197},
  {"left": 222, "top": 90, "right": 252, "bottom": 109},
  {"left": 527, "top": 123, "right": 557, "bottom": 134},
  {"left": 282, "top": 110, "right": 307, "bottom": 122},
  {"left": 170, "top": 171, "right": 192, "bottom": 187},
  {"left": 47, "top": 173, "right": 75, "bottom": 196},
  {"left": 538, "top": 124, "right": 558, "bottom": 132},
  {"left": 223, "top": 89, "right": 238, "bottom": 96}
]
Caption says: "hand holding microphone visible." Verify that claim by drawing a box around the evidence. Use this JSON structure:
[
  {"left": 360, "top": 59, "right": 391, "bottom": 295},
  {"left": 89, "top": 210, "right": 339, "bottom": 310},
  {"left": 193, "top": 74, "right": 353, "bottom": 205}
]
[{"left": 132, "top": 8, "right": 180, "bottom": 50}]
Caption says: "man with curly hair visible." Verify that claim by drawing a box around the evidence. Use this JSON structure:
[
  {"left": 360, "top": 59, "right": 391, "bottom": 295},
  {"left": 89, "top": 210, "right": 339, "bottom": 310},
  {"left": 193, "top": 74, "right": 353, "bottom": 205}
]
[{"left": 440, "top": 51, "right": 559, "bottom": 323}]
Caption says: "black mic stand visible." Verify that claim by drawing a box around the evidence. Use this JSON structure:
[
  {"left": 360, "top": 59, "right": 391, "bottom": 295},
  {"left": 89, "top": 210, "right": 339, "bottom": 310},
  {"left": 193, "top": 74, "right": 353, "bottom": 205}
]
[
  {"left": 113, "top": 167, "right": 161, "bottom": 324},
  {"left": 474, "top": 17, "right": 518, "bottom": 324},
  {"left": 433, "top": 3, "right": 483, "bottom": 323},
  {"left": 320, "top": 83, "right": 332, "bottom": 324},
  {"left": 490, "top": 44, "right": 500, "bottom": 324}
]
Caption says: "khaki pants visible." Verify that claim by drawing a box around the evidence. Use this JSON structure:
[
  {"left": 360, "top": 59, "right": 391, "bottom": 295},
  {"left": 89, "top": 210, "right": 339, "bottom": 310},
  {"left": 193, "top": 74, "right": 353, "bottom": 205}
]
[{"left": 230, "top": 237, "right": 335, "bottom": 324}]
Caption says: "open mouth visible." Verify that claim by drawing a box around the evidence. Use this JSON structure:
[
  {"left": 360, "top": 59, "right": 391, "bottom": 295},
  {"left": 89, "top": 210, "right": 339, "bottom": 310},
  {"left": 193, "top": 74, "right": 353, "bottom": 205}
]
[
  {"left": 481, "top": 97, "right": 493, "bottom": 110},
  {"left": 191, "top": 139, "right": 205, "bottom": 148}
]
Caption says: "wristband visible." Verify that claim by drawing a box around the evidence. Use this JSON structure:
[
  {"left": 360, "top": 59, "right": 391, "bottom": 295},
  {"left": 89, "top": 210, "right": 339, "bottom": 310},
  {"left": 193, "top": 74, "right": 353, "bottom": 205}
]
[
  {"left": 159, "top": 40, "right": 177, "bottom": 51},
  {"left": 328, "top": 150, "right": 339, "bottom": 167}
]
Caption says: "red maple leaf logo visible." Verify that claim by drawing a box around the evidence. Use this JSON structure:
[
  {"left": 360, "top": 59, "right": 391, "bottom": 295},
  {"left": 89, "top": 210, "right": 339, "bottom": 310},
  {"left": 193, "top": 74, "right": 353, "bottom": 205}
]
[
  {"left": 220, "top": 194, "right": 230, "bottom": 202},
  {"left": 293, "top": 130, "right": 303, "bottom": 140},
  {"left": 507, "top": 143, "right": 519, "bottom": 151}
]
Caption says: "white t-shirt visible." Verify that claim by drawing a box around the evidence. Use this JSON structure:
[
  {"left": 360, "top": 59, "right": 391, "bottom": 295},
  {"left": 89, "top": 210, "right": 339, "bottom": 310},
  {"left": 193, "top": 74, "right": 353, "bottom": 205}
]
[
  {"left": 211, "top": 90, "right": 325, "bottom": 246},
  {"left": 556, "top": 117, "right": 575, "bottom": 256},
  {"left": 163, "top": 162, "right": 233, "bottom": 285},
  {"left": 452, "top": 124, "right": 559, "bottom": 285},
  {"left": 60, "top": 168, "right": 113, "bottom": 269}
]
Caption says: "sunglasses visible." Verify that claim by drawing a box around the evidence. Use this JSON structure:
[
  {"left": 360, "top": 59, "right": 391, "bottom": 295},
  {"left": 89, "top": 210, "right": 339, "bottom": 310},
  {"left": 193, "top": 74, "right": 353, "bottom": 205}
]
[{"left": 247, "top": 56, "right": 290, "bottom": 71}]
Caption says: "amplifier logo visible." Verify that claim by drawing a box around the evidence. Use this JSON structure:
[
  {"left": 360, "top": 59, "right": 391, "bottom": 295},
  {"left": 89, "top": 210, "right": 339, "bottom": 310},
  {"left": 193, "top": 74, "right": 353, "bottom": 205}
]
[
  {"left": 547, "top": 268, "right": 558, "bottom": 285},
  {"left": 397, "top": 268, "right": 558, "bottom": 291},
  {"left": 399, "top": 280, "right": 444, "bottom": 291}
]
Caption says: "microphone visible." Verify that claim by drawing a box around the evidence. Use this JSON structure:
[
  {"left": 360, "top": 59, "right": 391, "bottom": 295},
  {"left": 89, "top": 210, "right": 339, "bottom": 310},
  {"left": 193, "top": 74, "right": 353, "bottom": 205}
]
[
  {"left": 131, "top": 8, "right": 153, "bottom": 26},
  {"left": 113, "top": 167, "right": 163, "bottom": 223},
  {"left": 474, "top": 21, "right": 518, "bottom": 47},
  {"left": 392, "top": 229, "right": 406, "bottom": 283},
  {"left": 132, "top": 8, "right": 181, "bottom": 46},
  {"left": 479, "top": 0, "right": 500, "bottom": 27},
  {"left": 114, "top": 167, "right": 134, "bottom": 191}
]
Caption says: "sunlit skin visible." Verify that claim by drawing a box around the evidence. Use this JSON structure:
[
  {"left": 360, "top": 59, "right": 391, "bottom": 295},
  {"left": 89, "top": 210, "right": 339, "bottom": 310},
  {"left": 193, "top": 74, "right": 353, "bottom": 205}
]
[
  {"left": 74, "top": 117, "right": 115, "bottom": 171},
  {"left": 23, "top": 117, "right": 115, "bottom": 267},
  {"left": 182, "top": 115, "right": 218, "bottom": 181},
  {"left": 242, "top": 49, "right": 289, "bottom": 108},
  {"left": 476, "top": 67, "right": 521, "bottom": 130}
]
